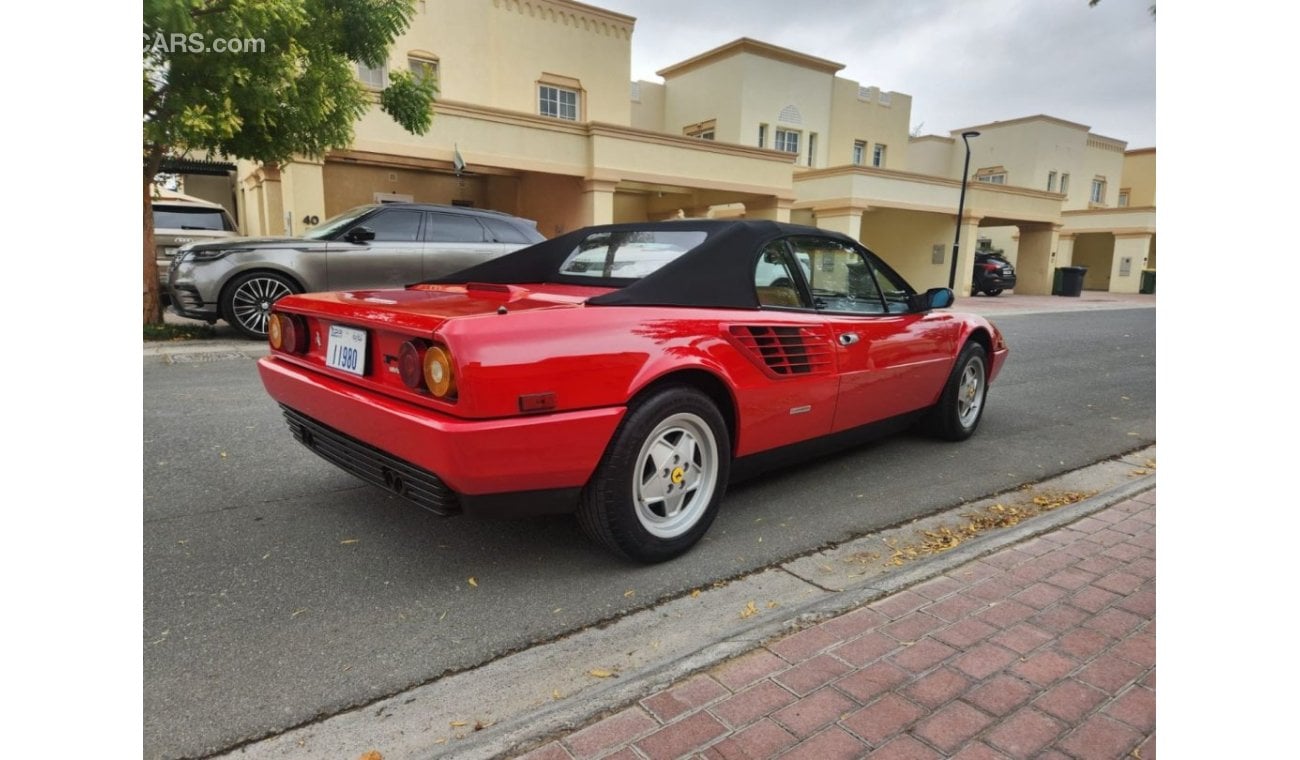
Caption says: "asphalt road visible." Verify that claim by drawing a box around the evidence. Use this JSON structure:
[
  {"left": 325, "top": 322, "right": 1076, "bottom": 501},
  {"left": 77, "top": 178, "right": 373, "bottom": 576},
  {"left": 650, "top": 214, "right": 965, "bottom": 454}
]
[{"left": 143, "top": 308, "right": 1155, "bottom": 759}]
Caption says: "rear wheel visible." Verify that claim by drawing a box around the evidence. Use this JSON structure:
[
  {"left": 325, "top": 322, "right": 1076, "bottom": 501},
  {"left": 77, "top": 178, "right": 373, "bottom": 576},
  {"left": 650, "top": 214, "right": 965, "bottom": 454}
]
[
  {"left": 927, "top": 342, "right": 989, "bottom": 441},
  {"left": 982, "top": 288, "right": 1004, "bottom": 297},
  {"left": 579, "top": 386, "right": 730, "bottom": 563},
  {"left": 221, "top": 272, "right": 300, "bottom": 340}
]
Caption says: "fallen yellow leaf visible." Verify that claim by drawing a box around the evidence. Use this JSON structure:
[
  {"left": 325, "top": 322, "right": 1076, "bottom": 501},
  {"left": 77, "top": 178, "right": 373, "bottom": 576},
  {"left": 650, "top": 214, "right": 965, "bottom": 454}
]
[
  {"left": 740, "top": 601, "right": 758, "bottom": 619},
  {"left": 588, "top": 668, "right": 616, "bottom": 678},
  {"left": 359, "top": 751, "right": 383, "bottom": 760},
  {"left": 340, "top": 538, "right": 359, "bottom": 545},
  {"left": 467, "top": 577, "right": 478, "bottom": 588},
  {"left": 623, "top": 589, "right": 635, "bottom": 598},
  {"left": 552, "top": 689, "right": 562, "bottom": 700},
  {"left": 690, "top": 589, "right": 701, "bottom": 598},
  {"left": 450, "top": 720, "right": 468, "bottom": 727}
]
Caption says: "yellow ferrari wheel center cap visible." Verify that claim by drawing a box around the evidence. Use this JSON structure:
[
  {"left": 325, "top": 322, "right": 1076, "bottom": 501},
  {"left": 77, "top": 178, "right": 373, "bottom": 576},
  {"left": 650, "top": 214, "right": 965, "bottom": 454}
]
[{"left": 671, "top": 466, "right": 685, "bottom": 485}]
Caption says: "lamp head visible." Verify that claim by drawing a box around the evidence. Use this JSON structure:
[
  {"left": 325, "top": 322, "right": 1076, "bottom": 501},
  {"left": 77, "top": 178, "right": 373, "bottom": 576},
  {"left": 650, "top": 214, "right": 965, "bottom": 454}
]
[{"left": 961, "top": 130, "right": 980, "bottom": 140}]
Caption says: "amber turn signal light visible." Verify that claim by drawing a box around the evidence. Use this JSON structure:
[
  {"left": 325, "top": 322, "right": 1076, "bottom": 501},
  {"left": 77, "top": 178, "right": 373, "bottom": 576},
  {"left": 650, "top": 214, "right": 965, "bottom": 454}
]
[
  {"left": 423, "top": 345, "right": 456, "bottom": 398},
  {"left": 268, "top": 312, "right": 307, "bottom": 354}
]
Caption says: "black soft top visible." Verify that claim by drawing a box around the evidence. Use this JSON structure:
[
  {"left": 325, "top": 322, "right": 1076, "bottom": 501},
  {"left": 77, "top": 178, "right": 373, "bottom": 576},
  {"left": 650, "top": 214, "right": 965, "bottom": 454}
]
[{"left": 427, "top": 219, "right": 858, "bottom": 309}]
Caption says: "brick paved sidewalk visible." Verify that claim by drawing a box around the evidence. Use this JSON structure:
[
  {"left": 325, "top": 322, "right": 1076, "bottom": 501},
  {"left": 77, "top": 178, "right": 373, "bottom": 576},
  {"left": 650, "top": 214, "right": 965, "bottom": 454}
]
[{"left": 519, "top": 490, "right": 1156, "bottom": 760}]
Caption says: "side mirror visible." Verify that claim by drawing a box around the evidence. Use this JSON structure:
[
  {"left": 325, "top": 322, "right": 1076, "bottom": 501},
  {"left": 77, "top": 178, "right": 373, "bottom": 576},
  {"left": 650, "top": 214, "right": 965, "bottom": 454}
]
[
  {"left": 344, "top": 226, "right": 376, "bottom": 243},
  {"left": 909, "top": 287, "right": 954, "bottom": 311}
]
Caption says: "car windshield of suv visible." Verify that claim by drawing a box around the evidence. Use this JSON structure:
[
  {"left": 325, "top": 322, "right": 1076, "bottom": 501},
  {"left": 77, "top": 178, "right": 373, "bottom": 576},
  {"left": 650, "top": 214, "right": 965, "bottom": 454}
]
[
  {"left": 303, "top": 205, "right": 376, "bottom": 240},
  {"left": 154, "top": 205, "right": 235, "bottom": 231},
  {"left": 559, "top": 230, "right": 707, "bottom": 279}
]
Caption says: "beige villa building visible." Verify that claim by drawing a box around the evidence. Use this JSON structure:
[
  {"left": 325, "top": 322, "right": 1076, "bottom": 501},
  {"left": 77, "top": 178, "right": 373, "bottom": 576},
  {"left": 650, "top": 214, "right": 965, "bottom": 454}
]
[{"left": 198, "top": 0, "right": 1154, "bottom": 296}]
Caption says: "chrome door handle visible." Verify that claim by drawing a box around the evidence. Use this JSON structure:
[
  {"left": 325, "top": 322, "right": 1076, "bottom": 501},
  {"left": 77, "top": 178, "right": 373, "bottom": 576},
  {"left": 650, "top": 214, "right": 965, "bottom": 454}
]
[{"left": 839, "top": 332, "right": 860, "bottom": 346}]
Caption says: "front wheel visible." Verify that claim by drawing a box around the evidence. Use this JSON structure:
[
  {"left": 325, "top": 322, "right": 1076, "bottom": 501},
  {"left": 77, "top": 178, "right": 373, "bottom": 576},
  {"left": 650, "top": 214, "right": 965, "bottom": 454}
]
[
  {"left": 579, "top": 387, "right": 730, "bottom": 563},
  {"left": 927, "top": 342, "right": 989, "bottom": 441},
  {"left": 982, "top": 288, "right": 1004, "bottom": 297},
  {"left": 221, "top": 272, "right": 300, "bottom": 340}
]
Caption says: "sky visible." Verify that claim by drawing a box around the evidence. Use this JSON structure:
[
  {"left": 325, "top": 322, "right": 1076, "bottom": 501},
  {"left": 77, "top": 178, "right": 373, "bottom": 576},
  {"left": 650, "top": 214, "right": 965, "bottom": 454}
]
[{"left": 597, "top": 0, "right": 1156, "bottom": 148}]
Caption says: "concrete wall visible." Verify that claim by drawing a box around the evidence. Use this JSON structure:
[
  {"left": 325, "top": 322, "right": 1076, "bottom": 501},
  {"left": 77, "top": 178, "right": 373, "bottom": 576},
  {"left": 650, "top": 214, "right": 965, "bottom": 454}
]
[
  {"left": 1122, "top": 148, "right": 1156, "bottom": 207},
  {"left": 629, "top": 80, "right": 665, "bottom": 132},
  {"left": 1072, "top": 232, "right": 1113, "bottom": 290},
  {"left": 737, "top": 53, "right": 835, "bottom": 166},
  {"left": 827, "top": 78, "right": 911, "bottom": 169},
  {"left": 385, "top": 0, "right": 633, "bottom": 125},
  {"left": 660, "top": 55, "right": 749, "bottom": 145},
  {"left": 321, "top": 162, "right": 489, "bottom": 216},
  {"left": 858, "top": 207, "right": 956, "bottom": 292},
  {"left": 906, "top": 137, "right": 955, "bottom": 177}
]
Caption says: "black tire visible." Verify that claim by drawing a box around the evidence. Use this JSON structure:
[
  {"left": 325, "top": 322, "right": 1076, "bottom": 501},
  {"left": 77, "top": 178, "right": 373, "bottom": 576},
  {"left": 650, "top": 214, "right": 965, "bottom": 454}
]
[
  {"left": 927, "top": 342, "right": 989, "bottom": 441},
  {"left": 220, "top": 272, "right": 300, "bottom": 340},
  {"left": 578, "top": 386, "right": 730, "bottom": 563},
  {"left": 982, "top": 288, "right": 1004, "bottom": 297},
  {"left": 769, "top": 277, "right": 794, "bottom": 288}
]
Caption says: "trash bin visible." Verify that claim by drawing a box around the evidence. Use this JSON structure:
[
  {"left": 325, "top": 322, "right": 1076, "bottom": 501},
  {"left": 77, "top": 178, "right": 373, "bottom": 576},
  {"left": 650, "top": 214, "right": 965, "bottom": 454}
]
[
  {"left": 1140, "top": 269, "right": 1156, "bottom": 294},
  {"left": 1055, "top": 266, "right": 1087, "bottom": 297}
]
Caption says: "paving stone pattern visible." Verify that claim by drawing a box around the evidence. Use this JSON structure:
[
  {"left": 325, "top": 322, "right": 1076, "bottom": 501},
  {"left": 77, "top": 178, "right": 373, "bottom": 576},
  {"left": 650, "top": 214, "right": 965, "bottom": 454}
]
[{"left": 519, "top": 490, "right": 1156, "bottom": 760}]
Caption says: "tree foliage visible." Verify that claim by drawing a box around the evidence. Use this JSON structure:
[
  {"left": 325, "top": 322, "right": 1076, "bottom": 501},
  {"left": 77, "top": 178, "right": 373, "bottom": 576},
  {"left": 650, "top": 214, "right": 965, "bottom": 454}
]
[{"left": 142, "top": 0, "right": 436, "bottom": 323}]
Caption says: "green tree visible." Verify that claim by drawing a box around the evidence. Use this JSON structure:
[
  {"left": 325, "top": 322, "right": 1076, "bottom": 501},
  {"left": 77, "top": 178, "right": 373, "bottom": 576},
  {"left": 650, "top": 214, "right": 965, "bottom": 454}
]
[{"left": 143, "top": 0, "right": 436, "bottom": 325}]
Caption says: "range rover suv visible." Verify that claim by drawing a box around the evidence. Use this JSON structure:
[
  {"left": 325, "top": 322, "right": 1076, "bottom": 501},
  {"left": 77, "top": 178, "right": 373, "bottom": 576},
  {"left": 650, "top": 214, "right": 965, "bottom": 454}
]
[{"left": 169, "top": 203, "right": 545, "bottom": 339}]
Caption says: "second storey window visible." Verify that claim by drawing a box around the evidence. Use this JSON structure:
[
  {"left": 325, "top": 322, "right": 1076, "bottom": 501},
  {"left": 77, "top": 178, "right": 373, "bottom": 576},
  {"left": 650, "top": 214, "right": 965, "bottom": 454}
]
[
  {"left": 872, "top": 143, "right": 887, "bottom": 167},
  {"left": 1118, "top": 189, "right": 1130, "bottom": 207},
  {"left": 975, "top": 167, "right": 1007, "bottom": 184},
  {"left": 408, "top": 55, "right": 439, "bottom": 87},
  {"left": 853, "top": 140, "right": 866, "bottom": 166},
  {"left": 1090, "top": 178, "right": 1106, "bottom": 204},
  {"left": 775, "top": 128, "right": 800, "bottom": 155},
  {"left": 539, "top": 85, "right": 579, "bottom": 121},
  {"left": 758, "top": 123, "right": 768, "bottom": 148},
  {"left": 357, "top": 61, "right": 388, "bottom": 89},
  {"left": 1061, "top": 173, "right": 1071, "bottom": 195},
  {"left": 1048, "top": 171, "right": 1058, "bottom": 192}
]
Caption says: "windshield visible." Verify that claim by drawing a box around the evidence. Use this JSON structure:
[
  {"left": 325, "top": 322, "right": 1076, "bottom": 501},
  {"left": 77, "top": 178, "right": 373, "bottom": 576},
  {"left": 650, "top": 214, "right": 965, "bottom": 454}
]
[
  {"left": 303, "top": 205, "right": 377, "bottom": 240},
  {"left": 559, "top": 230, "right": 707, "bottom": 280},
  {"left": 154, "top": 205, "right": 235, "bottom": 231}
]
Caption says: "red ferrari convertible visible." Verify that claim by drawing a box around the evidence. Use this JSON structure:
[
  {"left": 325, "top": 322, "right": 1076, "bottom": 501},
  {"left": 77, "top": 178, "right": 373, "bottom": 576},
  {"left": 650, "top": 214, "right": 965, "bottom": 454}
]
[{"left": 258, "top": 220, "right": 1008, "bottom": 562}]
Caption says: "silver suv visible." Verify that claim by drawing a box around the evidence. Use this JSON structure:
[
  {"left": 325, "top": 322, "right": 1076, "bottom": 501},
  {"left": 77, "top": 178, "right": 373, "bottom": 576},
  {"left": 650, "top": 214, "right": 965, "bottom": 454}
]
[
  {"left": 153, "top": 192, "right": 240, "bottom": 301},
  {"left": 169, "top": 203, "right": 545, "bottom": 339}
]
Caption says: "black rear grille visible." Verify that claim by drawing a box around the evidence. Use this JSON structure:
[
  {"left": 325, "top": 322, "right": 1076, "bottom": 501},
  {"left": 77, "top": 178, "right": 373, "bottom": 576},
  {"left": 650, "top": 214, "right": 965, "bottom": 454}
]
[{"left": 281, "top": 406, "right": 461, "bottom": 516}]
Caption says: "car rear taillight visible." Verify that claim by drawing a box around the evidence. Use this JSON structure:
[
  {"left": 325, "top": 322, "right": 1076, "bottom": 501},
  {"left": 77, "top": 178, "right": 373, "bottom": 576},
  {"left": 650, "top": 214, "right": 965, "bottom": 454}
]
[
  {"left": 981, "top": 262, "right": 999, "bottom": 273},
  {"left": 268, "top": 312, "right": 307, "bottom": 354},
  {"left": 423, "top": 345, "right": 457, "bottom": 398},
  {"left": 398, "top": 340, "right": 429, "bottom": 389}
]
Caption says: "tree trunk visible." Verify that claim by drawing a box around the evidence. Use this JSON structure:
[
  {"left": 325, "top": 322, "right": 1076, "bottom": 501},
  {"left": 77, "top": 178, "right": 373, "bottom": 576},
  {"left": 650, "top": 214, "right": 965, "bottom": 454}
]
[{"left": 143, "top": 169, "right": 162, "bottom": 326}]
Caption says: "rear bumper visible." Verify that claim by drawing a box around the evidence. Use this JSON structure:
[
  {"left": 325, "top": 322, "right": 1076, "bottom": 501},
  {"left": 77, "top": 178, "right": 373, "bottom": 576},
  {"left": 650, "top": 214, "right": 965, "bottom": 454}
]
[
  {"left": 258, "top": 356, "right": 625, "bottom": 505},
  {"left": 975, "top": 275, "right": 1017, "bottom": 290}
]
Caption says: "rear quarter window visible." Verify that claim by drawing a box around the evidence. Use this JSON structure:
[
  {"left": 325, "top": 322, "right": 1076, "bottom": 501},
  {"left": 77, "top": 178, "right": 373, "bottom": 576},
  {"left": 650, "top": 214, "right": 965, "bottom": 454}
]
[{"left": 559, "top": 230, "right": 707, "bottom": 279}]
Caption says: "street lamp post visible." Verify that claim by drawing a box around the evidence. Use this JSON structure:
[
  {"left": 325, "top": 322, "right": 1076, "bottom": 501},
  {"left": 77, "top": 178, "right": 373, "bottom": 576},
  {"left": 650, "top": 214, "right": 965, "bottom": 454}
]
[{"left": 948, "top": 130, "right": 980, "bottom": 290}]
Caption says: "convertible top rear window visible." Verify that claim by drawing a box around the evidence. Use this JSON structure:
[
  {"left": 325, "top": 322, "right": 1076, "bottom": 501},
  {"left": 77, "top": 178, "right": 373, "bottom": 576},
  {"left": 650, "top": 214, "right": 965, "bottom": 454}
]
[{"left": 559, "top": 230, "right": 707, "bottom": 280}]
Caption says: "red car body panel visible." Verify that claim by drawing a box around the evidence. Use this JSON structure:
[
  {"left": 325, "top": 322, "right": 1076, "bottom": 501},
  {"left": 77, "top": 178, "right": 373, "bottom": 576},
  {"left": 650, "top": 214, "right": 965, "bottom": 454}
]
[
  {"left": 259, "top": 282, "right": 1007, "bottom": 499},
  {"left": 257, "top": 220, "right": 1009, "bottom": 524},
  {"left": 258, "top": 356, "right": 624, "bottom": 495}
]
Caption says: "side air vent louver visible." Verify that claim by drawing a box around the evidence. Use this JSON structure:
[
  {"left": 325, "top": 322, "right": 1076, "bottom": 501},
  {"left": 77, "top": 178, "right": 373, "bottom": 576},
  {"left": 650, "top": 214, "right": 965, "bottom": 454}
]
[{"left": 729, "top": 325, "right": 833, "bottom": 377}]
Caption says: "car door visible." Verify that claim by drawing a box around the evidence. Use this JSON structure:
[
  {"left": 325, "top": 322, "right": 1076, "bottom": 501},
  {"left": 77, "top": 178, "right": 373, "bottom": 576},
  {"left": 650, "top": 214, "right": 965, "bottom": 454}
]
[
  {"left": 325, "top": 208, "right": 426, "bottom": 291},
  {"left": 422, "top": 212, "right": 502, "bottom": 279},
  {"left": 737, "top": 240, "right": 839, "bottom": 453},
  {"left": 784, "top": 236, "right": 960, "bottom": 433}
]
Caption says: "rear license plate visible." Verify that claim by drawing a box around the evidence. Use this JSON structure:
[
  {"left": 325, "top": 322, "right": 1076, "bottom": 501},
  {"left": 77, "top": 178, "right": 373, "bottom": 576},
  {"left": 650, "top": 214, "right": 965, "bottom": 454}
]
[{"left": 326, "top": 325, "right": 367, "bottom": 376}]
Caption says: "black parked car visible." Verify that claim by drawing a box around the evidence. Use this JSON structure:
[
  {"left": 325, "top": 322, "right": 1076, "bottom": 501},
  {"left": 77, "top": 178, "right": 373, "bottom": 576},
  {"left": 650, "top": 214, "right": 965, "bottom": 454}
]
[{"left": 972, "top": 250, "right": 1017, "bottom": 296}]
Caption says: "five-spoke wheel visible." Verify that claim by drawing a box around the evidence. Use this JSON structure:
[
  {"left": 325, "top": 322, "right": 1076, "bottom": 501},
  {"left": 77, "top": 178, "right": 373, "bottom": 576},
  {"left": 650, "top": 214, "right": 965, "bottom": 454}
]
[{"left": 579, "top": 387, "right": 730, "bottom": 563}]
